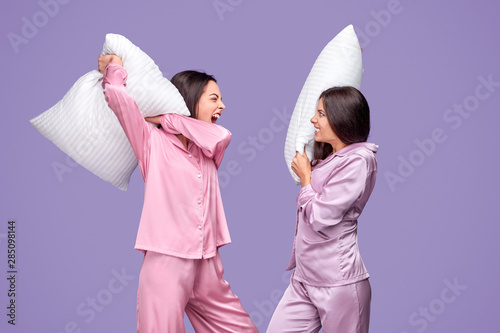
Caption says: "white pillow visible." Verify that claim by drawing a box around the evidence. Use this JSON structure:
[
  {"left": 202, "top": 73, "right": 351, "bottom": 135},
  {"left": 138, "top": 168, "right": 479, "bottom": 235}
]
[
  {"left": 30, "top": 33, "right": 190, "bottom": 191},
  {"left": 284, "top": 24, "right": 363, "bottom": 184}
]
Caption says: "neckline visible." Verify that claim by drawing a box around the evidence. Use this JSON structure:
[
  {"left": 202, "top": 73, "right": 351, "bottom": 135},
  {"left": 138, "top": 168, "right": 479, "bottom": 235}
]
[{"left": 314, "top": 142, "right": 378, "bottom": 168}]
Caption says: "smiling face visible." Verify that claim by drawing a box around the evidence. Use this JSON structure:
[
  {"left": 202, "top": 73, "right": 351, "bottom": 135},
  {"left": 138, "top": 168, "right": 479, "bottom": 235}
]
[
  {"left": 311, "top": 98, "right": 346, "bottom": 153},
  {"left": 196, "top": 80, "right": 225, "bottom": 124}
]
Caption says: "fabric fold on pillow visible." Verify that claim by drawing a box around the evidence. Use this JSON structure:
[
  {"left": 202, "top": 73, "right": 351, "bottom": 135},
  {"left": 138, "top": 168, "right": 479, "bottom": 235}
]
[
  {"left": 284, "top": 24, "right": 364, "bottom": 184},
  {"left": 30, "top": 33, "right": 190, "bottom": 191}
]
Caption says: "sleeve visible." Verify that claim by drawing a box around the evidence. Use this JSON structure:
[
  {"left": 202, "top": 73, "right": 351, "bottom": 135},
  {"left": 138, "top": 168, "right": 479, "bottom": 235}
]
[
  {"left": 102, "top": 62, "right": 152, "bottom": 174},
  {"left": 297, "top": 155, "right": 367, "bottom": 231},
  {"left": 160, "top": 113, "right": 231, "bottom": 168}
]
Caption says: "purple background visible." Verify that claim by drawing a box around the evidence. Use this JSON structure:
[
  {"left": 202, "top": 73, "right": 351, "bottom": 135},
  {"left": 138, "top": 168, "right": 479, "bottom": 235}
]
[{"left": 1, "top": 0, "right": 499, "bottom": 332}]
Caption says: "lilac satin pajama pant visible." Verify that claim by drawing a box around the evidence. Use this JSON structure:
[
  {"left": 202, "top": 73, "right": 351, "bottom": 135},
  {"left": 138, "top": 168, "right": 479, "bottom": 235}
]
[
  {"left": 267, "top": 277, "right": 371, "bottom": 333},
  {"left": 137, "top": 251, "right": 258, "bottom": 333}
]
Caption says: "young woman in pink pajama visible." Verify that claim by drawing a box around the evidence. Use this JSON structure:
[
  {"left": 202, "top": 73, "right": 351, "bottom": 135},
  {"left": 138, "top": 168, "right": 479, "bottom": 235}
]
[
  {"left": 98, "top": 55, "right": 257, "bottom": 333},
  {"left": 268, "top": 86, "right": 377, "bottom": 333}
]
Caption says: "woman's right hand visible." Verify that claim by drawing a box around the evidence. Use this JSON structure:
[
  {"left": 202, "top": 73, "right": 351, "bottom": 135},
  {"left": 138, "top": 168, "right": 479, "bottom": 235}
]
[
  {"left": 98, "top": 54, "right": 123, "bottom": 73},
  {"left": 292, "top": 150, "right": 312, "bottom": 187}
]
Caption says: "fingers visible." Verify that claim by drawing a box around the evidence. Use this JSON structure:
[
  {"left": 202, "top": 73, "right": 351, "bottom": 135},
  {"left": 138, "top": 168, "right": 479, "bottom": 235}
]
[
  {"left": 97, "top": 54, "right": 106, "bottom": 74},
  {"left": 291, "top": 155, "right": 302, "bottom": 174},
  {"left": 98, "top": 54, "right": 118, "bottom": 74},
  {"left": 294, "top": 151, "right": 309, "bottom": 162},
  {"left": 145, "top": 116, "right": 162, "bottom": 124},
  {"left": 295, "top": 149, "right": 308, "bottom": 157}
]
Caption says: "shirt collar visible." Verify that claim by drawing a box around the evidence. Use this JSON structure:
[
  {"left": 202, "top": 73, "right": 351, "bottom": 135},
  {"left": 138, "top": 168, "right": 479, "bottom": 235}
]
[
  {"left": 315, "top": 142, "right": 378, "bottom": 167},
  {"left": 334, "top": 142, "right": 378, "bottom": 157}
]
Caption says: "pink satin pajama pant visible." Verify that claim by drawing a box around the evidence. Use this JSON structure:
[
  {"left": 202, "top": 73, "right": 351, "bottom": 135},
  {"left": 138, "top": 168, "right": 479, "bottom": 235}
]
[
  {"left": 137, "top": 251, "right": 258, "bottom": 332},
  {"left": 267, "top": 277, "right": 371, "bottom": 333}
]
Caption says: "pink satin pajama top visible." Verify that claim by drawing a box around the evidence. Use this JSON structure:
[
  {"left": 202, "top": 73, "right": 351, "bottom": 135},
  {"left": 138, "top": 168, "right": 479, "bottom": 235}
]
[
  {"left": 103, "top": 63, "right": 231, "bottom": 259},
  {"left": 287, "top": 142, "right": 378, "bottom": 287}
]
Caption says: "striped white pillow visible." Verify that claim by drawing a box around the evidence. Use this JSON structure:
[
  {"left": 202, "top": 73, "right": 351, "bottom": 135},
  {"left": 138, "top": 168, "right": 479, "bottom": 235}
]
[
  {"left": 30, "top": 33, "right": 189, "bottom": 191},
  {"left": 284, "top": 25, "right": 363, "bottom": 184}
]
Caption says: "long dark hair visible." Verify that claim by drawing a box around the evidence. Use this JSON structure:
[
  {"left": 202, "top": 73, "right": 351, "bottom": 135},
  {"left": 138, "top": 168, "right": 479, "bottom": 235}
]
[
  {"left": 170, "top": 70, "right": 217, "bottom": 118},
  {"left": 313, "top": 86, "right": 371, "bottom": 162}
]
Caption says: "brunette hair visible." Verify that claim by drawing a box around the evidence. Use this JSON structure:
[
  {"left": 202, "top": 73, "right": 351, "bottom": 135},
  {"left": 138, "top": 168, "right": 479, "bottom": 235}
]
[
  {"left": 313, "top": 86, "right": 371, "bottom": 162},
  {"left": 170, "top": 70, "right": 217, "bottom": 118}
]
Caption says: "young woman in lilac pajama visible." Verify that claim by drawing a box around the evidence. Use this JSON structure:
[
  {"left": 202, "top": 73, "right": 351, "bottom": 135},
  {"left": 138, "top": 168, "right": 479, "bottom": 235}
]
[
  {"left": 268, "top": 86, "right": 377, "bottom": 333},
  {"left": 98, "top": 55, "right": 257, "bottom": 332}
]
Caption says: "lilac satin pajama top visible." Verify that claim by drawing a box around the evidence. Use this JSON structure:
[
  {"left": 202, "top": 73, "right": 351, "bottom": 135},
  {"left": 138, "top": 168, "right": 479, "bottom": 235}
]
[
  {"left": 102, "top": 63, "right": 232, "bottom": 259},
  {"left": 287, "top": 142, "right": 378, "bottom": 287}
]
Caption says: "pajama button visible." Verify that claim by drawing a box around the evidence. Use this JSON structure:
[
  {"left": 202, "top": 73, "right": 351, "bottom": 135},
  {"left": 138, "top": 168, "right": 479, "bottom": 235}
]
[
  {"left": 197, "top": 225, "right": 202, "bottom": 230},
  {"left": 197, "top": 174, "right": 201, "bottom": 178},
  {"left": 197, "top": 200, "right": 202, "bottom": 204},
  {"left": 188, "top": 154, "right": 192, "bottom": 158}
]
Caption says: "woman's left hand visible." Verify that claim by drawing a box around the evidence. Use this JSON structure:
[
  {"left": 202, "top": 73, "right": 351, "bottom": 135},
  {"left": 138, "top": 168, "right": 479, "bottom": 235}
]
[
  {"left": 144, "top": 116, "right": 162, "bottom": 124},
  {"left": 292, "top": 150, "right": 311, "bottom": 187}
]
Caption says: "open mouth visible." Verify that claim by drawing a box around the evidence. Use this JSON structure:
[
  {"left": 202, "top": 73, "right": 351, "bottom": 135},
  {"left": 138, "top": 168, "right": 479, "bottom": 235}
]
[{"left": 212, "top": 113, "right": 221, "bottom": 123}]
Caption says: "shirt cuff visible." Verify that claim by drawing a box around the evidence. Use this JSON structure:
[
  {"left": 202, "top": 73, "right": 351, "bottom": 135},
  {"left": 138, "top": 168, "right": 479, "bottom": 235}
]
[
  {"left": 102, "top": 62, "right": 127, "bottom": 88},
  {"left": 160, "top": 113, "right": 181, "bottom": 135},
  {"left": 107, "top": 62, "right": 123, "bottom": 70},
  {"left": 296, "top": 184, "right": 313, "bottom": 207}
]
